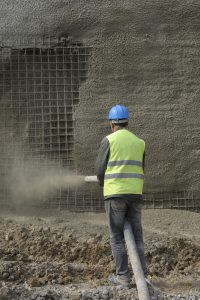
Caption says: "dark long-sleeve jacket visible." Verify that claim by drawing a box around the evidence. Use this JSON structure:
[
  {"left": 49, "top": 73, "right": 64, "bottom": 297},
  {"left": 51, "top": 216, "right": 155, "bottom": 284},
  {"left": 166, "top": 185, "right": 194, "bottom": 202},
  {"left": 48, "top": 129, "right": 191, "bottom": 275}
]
[
  {"left": 95, "top": 135, "right": 145, "bottom": 200},
  {"left": 95, "top": 137, "right": 110, "bottom": 187}
]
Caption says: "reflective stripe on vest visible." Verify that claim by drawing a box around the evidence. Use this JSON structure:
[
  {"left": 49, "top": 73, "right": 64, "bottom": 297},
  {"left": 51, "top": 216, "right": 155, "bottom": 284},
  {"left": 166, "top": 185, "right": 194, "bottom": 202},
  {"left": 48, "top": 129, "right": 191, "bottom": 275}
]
[
  {"left": 104, "top": 129, "right": 145, "bottom": 197},
  {"left": 105, "top": 173, "right": 144, "bottom": 179},
  {"left": 107, "top": 160, "right": 143, "bottom": 167}
]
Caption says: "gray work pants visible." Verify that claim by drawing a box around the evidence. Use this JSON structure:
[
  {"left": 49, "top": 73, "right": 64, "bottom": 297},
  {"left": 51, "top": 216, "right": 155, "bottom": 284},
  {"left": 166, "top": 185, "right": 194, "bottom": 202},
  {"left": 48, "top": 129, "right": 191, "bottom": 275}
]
[{"left": 105, "top": 198, "right": 148, "bottom": 276}]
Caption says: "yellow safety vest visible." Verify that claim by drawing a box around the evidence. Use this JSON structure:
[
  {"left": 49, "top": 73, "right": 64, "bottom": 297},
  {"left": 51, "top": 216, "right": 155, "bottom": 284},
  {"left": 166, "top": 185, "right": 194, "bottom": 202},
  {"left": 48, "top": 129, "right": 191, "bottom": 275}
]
[{"left": 104, "top": 129, "right": 145, "bottom": 197}]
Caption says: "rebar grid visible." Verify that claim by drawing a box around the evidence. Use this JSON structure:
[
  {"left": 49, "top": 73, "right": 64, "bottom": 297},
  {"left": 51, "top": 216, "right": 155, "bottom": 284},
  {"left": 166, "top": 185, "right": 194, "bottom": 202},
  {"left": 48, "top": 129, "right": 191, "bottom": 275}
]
[
  {"left": 0, "top": 37, "right": 93, "bottom": 208},
  {"left": 0, "top": 46, "right": 90, "bottom": 161},
  {"left": 143, "top": 190, "right": 200, "bottom": 211},
  {"left": 0, "top": 37, "right": 199, "bottom": 212}
]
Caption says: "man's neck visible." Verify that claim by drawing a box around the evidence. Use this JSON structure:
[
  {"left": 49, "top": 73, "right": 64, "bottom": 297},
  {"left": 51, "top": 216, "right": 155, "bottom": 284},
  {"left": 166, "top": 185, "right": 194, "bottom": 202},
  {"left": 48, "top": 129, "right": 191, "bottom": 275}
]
[{"left": 113, "top": 127, "right": 128, "bottom": 132}]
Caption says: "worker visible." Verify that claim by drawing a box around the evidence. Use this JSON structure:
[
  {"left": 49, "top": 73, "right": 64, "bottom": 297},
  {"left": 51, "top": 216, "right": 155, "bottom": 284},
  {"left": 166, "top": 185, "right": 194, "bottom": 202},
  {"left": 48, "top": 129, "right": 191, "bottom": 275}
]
[{"left": 95, "top": 104, "right": 148, "bottom": 287}]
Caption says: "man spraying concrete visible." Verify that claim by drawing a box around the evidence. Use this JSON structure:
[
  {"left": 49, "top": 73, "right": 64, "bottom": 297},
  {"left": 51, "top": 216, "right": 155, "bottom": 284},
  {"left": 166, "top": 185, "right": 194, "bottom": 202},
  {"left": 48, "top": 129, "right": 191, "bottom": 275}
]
[{"left": 95, "top": 104, "right": 148, "bottom": 288}]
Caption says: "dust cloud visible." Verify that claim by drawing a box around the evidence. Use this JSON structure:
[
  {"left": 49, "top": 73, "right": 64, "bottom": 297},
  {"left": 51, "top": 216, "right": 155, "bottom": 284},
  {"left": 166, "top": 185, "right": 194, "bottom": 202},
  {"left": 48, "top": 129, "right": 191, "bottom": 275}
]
[
  {"left": 0, "top": 111, "right": 85, "bottom": 207},
  {"left": 8, "top": 156, "right": 85, "bottom": 205}
]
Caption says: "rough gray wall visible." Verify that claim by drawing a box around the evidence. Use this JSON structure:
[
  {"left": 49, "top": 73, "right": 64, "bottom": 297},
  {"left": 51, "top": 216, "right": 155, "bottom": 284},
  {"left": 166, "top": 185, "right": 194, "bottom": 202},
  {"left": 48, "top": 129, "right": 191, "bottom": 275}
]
[{"left": 0, "top": 0, "right": 200, "bottom": 193}]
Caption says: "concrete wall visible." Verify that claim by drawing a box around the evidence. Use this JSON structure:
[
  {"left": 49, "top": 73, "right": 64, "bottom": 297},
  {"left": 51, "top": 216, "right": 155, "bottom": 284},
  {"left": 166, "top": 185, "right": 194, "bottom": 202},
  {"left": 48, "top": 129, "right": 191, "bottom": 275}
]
[{"left": 1, "top": 0, "right": 200, "bottom": 193}]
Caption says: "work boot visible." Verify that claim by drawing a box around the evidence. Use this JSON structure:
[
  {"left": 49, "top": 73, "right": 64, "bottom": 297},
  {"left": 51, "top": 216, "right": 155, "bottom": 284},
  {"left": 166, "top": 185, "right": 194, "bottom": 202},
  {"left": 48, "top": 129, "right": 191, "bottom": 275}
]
[{"left": 108, "top": 274, "right": 133, "bottom": 288}]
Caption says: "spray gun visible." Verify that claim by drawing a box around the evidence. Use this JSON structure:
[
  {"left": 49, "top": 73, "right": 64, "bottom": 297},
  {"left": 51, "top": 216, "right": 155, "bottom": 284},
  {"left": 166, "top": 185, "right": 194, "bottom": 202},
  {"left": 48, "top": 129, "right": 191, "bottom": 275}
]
[{"left": 84, "top": 175, "right": 98, "bottom": 183}]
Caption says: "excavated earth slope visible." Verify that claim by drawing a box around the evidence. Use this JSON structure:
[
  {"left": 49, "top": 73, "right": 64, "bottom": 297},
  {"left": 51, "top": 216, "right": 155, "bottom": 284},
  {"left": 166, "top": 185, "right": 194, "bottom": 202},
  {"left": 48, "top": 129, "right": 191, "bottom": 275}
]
[{"left": 0, "top": 209, "right": 199, "bottom": 299}]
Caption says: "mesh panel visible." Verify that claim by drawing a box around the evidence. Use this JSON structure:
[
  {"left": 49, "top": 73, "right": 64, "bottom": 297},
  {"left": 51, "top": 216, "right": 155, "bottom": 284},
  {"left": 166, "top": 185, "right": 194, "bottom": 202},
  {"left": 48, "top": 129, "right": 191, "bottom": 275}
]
[
  {"left": 0, "top": 37, "right": 199, "bottom": 211},
  {"left": 0, "top": 37, "right": 98, "bottom": 210},
  {"left": 143, "top": 191, "right": 200, "bottom": 212}
]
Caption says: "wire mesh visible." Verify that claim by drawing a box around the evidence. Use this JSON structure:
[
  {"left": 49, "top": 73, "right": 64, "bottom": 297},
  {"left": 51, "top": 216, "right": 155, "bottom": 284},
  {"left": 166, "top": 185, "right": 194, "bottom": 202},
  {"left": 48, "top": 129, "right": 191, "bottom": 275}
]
[
  {"left": 0, "top": 37, "right": 95, "bottom": 210},
  {"left": 143, "top": 190, "right": 200, "bottom": 212},
  {"left": 0, "top": 37, "right": 199, "bottom": 212}
]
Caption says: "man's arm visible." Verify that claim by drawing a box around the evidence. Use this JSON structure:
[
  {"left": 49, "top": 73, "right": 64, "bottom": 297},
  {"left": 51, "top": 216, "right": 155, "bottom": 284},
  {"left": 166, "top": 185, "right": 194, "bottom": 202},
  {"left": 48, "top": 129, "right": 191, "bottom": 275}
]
[{"left": 95, "top": 137, "right": 110, "bottom": 186}]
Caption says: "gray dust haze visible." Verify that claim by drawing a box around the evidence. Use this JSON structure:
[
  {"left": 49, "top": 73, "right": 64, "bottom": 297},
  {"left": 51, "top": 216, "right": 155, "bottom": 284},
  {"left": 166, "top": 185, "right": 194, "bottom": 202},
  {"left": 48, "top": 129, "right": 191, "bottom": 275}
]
[
  {"left": 10, "top": 162, "right": 84, "bottom": 204},
  {"left": 0, "top": 110, "right": 85, "bottom": 208},
  {"left": 8, "top": 159, "right": 84, "bottom": 205},
  {"left": 1, "top": 144, "right": 85, "bottom": 206}
]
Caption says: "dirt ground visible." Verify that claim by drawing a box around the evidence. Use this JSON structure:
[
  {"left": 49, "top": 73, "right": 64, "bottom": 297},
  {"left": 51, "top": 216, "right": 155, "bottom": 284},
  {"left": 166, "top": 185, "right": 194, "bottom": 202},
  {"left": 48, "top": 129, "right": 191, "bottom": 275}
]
[{"left": 0, "top": 208, "right": 200, "bottom": 299}]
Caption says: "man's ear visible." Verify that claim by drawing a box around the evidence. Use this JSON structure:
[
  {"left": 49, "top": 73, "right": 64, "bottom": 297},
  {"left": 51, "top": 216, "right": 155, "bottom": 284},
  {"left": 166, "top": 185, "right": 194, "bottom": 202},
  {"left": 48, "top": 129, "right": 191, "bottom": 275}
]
[{"left": 110, "top": 122, "right": 115, "bottom": 132}]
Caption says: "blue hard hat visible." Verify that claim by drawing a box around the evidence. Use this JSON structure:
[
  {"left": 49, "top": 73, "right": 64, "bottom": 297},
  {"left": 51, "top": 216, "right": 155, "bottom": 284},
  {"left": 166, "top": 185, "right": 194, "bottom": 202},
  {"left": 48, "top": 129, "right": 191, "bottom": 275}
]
[{"left": 108, "top": 105, "right": 129, "bottom": 120}]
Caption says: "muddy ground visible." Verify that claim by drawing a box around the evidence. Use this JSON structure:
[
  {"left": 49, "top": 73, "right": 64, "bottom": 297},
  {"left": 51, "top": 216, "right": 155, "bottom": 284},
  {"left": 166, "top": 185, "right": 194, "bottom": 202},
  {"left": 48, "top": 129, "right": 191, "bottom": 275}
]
[{"left": 0, "top": 208, "right": 200, "bottom": 299}]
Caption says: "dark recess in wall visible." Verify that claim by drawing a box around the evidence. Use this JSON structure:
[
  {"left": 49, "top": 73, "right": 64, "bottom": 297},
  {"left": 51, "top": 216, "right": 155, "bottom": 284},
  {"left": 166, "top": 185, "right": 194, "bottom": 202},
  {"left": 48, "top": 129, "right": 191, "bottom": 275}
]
[{"left": 0, "top": 37, "right": 98, "bottom": 210}]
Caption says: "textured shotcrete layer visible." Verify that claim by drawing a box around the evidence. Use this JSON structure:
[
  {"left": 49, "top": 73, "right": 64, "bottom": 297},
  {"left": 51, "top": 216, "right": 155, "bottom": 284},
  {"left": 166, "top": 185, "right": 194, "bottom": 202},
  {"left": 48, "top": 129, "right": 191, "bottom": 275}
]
[{"left": 0, "top": 0, "right": 200, "bottom": 194}]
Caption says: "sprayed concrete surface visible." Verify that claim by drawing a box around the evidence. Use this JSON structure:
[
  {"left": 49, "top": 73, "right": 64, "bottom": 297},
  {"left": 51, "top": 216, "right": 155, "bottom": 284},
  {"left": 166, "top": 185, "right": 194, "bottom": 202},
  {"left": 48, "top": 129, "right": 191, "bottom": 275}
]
[
  {"left": 0, "top": 1, "right": 200, "bottom": 195},
  {"left": 0, "top": 209, "right": 199, "bottom": 299},
  {"left": 0, "top": 1, "right": 200, "bottom": 297}
]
